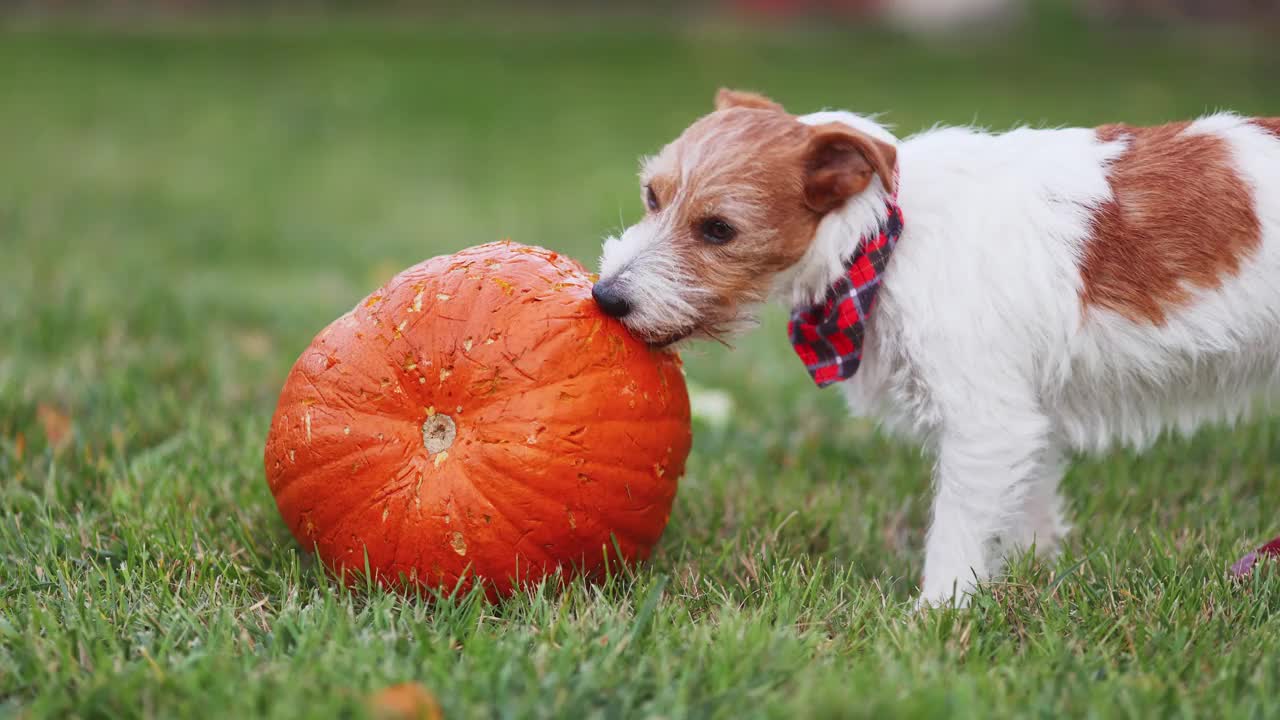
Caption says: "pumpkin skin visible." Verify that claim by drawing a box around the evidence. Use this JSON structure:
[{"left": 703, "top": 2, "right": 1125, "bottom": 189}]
[{"left": 264, "top": 241, "right": 691, "bottom": 599}]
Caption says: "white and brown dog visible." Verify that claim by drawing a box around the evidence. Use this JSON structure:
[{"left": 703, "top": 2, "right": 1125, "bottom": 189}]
[{"left": 592, "top": 88, "right": 1280, "bottom": 607}]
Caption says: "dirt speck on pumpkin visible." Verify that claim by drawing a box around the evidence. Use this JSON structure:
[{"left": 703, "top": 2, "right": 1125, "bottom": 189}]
[
  {"left": 439, "top": 368, "right": 452, "bottom": 382},
  {"left": 433, "top": 451, "right": 449, "bottom": 468},
  {"left": 436, "top": 293, "right": 451, "bottom": 302},
  {"left": 304, "top": 412, "right": 312, "bottom": 443},
  {"left": 525, "top": 424, "right": 545, "bottom": 445},
  {"left": 450, "top": 532, "right": 467, "bottom": 556},
  {"left": 567, "top": 509, "right": 577, "bottom": 529}
]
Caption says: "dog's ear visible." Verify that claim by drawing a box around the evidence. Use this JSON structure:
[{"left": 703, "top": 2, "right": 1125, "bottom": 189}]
[
  {"left": 714, "top": 88, "right": 784, "bottom": 113},
  {"left": 801, "top": 123, "right": 897, "bottom": 213}
]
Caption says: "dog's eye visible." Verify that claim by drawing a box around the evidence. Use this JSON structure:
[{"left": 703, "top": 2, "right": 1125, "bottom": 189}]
[
  {"left": 700, "top": 218, "right": 737, "bottom": 244},
  {"left": 645, "top": 185, "right": 660, "bottom": 212}
]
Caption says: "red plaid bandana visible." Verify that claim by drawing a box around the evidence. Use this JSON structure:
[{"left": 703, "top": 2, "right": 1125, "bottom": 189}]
[{"left": 789, "top": 198, "right": 903, "bottom": 387}]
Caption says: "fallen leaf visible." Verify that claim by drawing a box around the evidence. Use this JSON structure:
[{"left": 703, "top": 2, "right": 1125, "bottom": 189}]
[
  {"left": 36, "top": 404, "right": 72, "bottom": 451},
  {"left": 1229, "top": 535, "right": 1280, "bottom": 579},
  {"left": 368, "top": 682, "right": 443, "bottom": 720}
]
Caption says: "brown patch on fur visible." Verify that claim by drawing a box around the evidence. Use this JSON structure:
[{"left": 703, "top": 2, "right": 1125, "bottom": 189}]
[
  {"left": 641, "top": 108, "right": 815, "bottom": 326},
  {"left": 804, "top": 122, "right": 898, "bottom": 209},
  {"left": 1252, "top": 117, "right": 1280, "bottom": 138},
  {"left": 1080, "top": 122, "right": 1261, "bottom": 324},
  {"left": 715, "top": 88, "right": 785, "bottom": 113}
]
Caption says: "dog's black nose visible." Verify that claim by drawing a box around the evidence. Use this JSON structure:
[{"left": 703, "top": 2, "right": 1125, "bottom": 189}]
[{"left": 592, "top": 281, "right": 632, "bottom": 319}]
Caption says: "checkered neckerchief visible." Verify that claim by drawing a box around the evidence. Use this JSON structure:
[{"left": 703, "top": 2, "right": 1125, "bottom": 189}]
[{"left": 788, "top": 198, "right": 903, "bottom": 388}]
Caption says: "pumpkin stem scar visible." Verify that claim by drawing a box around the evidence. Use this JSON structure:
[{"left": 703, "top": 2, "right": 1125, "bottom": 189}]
[{"left": 422, "top": 413, "right": 457, "bottom": 454}]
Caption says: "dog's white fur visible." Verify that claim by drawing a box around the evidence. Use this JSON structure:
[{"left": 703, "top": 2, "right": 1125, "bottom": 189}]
[{"left": 599, "top": 105, "right": 1280, "bottom": 607}]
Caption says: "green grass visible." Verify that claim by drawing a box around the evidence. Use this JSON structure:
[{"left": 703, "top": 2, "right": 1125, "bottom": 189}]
[{"left": 3, "top": 17, "right": 1280, "bottom": 719}]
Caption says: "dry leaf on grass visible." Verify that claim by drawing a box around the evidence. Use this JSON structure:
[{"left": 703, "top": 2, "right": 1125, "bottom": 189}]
[
  {"left": 36, "top": 404, "right": 72, "bottom": 451},
  {"left": 368, "top": 683, "right": 443, "bottom": 720},
  {"left": 1229, "top": 535, "right": 1280, "bottom": 579}
]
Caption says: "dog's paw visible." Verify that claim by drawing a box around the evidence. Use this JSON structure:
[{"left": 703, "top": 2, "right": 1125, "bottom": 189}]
[
  {"left": 1003, "top": 492, "right": 1073, "bottom": 559},
  {"left": 913, "top": 582, "right": 974, "bottom": 611}
]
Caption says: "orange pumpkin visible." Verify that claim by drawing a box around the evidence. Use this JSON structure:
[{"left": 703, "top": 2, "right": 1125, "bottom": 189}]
[{"left": 264, "top": 241, "right": 691, "bottom": 599}]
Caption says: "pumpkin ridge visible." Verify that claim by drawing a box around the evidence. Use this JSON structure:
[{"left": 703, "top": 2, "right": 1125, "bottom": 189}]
[
  {"left": 441, "top": 450, "right": 559, "bottom": 567},
  {"left": 458, "top": 443, "right": 655, "bottom": 556},
  {"left": 473, "top": 415, "right": 690, "bottom": 431},
  {"left": 298, "top": 367, "right": 339, "bottom": 408},
  {"left": 462, "top": 441, "right": 587, "bottom": 511},
  {"left": 345, "top": 460, "right": 426, "bottom": 522},
  {"left": 265, "top": 401, "right": 409, "bottom": 479},
  {"left": 471, "top": 425, "right": 683, "bottom": 477},
  {"left": 271, "top": 446, "right": 400, "bottom": 514},
  {"left": 457, "top": 360, "right": 684, "bottom": 421},
  {"left": 450, "top": 461, "right": 560, "bottom": 577},
  {"left": 275, "top": 440, "right": 414, "bottom": 530},
  {"left": 467, "top": 440, "right": 673, "bottom": 542}
]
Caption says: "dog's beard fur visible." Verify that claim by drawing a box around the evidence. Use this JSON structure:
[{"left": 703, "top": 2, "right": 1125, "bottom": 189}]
[{"left": 597, "top": 234, "right": 767, "bottom": 348}]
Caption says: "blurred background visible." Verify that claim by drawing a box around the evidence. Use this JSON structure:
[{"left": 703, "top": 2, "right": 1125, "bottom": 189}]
[
  {"left": 5, "top": 0, "right": 1277, "bottom": 417},
  {"left": 3, "top": 0, "right": 1279, "bottom": 485},
  {"left": 4, "top": 0, "right": 1279, "bottom": 488}
]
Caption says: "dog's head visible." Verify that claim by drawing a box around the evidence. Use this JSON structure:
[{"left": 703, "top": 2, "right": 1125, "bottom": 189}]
[{"left": 594, "top": 89, "right": 897, "bottom": 347}]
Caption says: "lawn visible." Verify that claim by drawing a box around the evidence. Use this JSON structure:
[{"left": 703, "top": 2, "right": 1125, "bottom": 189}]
[{"left": 3, "top": 13, "right": 1280, "bottom": 719}]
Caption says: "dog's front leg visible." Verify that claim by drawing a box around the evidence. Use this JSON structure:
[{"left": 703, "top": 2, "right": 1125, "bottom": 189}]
[
  {"left": 916, "top": 411, "right": 1053, "bottom": 608},
  {"left": 1000, "top": 449, "right": 1071, "bottom": 559}
]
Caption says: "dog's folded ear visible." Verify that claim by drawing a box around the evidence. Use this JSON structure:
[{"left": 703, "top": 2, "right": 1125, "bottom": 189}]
[
  {"left": 802, "top": 123, "right": 898, "bottom": 213},
  {"left": 714, "top": 88, "right": 785, "bottom": 113}
]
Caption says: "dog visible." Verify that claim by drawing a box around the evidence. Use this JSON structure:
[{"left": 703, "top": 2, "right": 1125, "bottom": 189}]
[{"left": 592, "top": 88, "right": 1280, "bottom": 607}]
